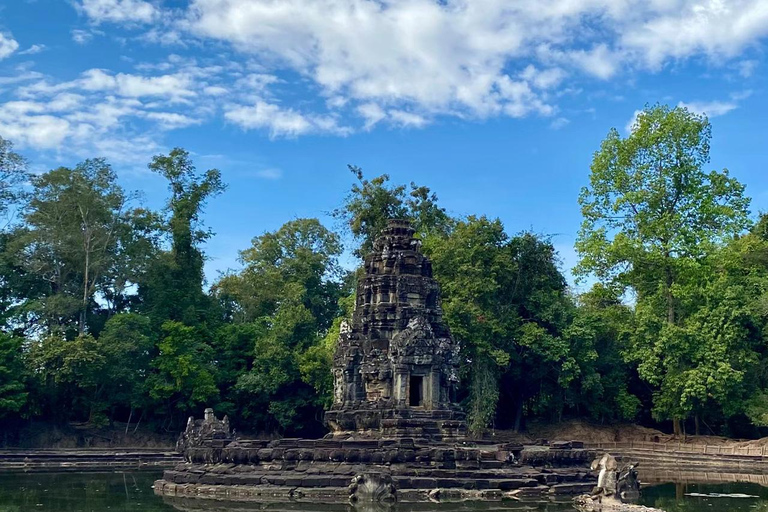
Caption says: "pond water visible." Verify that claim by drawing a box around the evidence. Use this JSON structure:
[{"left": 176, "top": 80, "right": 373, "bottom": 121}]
[{"left": 1, "top": 471, "right": 767, "bottom": 512}]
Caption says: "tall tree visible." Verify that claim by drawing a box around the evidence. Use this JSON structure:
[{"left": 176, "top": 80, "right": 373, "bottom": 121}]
[
  {"left": 0, "top": 333, "right": 28, "bottom": 419},
  {"left": 141, "top": 148, "right": 225, "bottom": 327},
  {"left": 424, "top": 217, "right": 573, "bottom": 433},
  {"left": 333, "top": 166, "right": 453, "bottom": 258},
  {"left": 564, "top": 284, "right": 640, "bottom": 423},
  {"left": 214, "top": 219, "right": 345, "bottom": 433},
  {"left": 19, "top": 160, "right": 137, "bottom": 335},
  {"left": 576, "top": 104, "right": 751, "bottom": 434},
  {"left": 0, "top": 136, "right": 28, "bottom": 227}
]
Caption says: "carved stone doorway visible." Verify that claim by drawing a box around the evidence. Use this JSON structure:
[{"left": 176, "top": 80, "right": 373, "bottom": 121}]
[{"left": 409, "top": 376, "right": 424, "bottom": 407}]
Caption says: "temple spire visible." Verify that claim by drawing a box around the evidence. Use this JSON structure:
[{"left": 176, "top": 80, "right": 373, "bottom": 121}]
[{"left": 325, "top": 219, "right": 465, "bottom": 439}]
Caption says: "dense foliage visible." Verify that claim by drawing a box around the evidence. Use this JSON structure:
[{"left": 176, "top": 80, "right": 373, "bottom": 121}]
[{"left": 2, "top": 104, "right": 768, "bottom": 439}]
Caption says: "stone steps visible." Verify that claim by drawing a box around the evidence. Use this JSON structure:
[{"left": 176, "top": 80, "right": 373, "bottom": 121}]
[{"left": 0, "top": 449, "right": 181, "bottom": 471}]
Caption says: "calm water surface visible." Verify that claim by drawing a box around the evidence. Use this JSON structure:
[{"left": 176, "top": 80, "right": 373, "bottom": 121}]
[{"left": 1, "top": 471, "right": 767, "bottom": 512}]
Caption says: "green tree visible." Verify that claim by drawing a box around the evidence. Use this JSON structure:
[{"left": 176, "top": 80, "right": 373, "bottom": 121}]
[
  {"left": 0, "top": 333, "right": 28, "bottom": 419},
  {"left": 576, "top": 104, "right": 751, "bottom": 434},
  {"left": 141, "top": 148, "right": 225, "bottom": 327},
  {"left": 424, "top": 217, "right": 573, "bottom": 433},
  {"left": 0, "top": 136, "right": 28, "bottom": 227},
  {"left": 214, "top": 219, "right": 345, "bottom": 433},
  {"left": 333, "top": 166, "right": 453, "bottom": 258},
  {"left": 17, "top": 160, "right": 146, "bottom": 335},
  {"left": 97, "top": 313, "right": 155, "bottom": 428},
  {"left": 564, "top": 285, "right": 640, "bottom": 422},
  {"left": 28, "top": 333, "right": 107, "bottom": 423},
  {"left": 146, "top": 321, "right": 218, "bottom": 415}
]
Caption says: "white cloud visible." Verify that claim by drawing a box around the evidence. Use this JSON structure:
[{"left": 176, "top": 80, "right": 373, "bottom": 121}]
[
  {"left": 76, "top": 0, "right": 158, "bottom": 24},
  {"left": 176, "top": 0, "right": 768, "bottom": 127},
  {"left": 0, "top": 106, "right": 71, "bottom": 149},
  {"left": 145, "top": 112, "right": 202, "bottom": 129},
  {"left": 71, "top": 29, "right": 96, "bottom": 45},
  {"left": 0, "top": 33, "right": 19, "bottom": 60},
  {"left": 0, "top": 61, "right": 227, "bottom": 163},
  {"left": 7, "top": 0, "right": 767, "bottom": 152},
  {"left": 678, "top": 100, "right": 738, "bottom": 118},
  {"left": 550, "top": 117, "right": 570, "bottom": 130},
  {"left": 18, "top": 44, "right": 46, "bottom": 56},
  {"left": 736, "top": 59, "right": 758, "bottom": 78},
  {"left": 253, "top": 168, "right": 282, "bottom": 180},
  {"left": 357, "top": 103, "right": 386, "bottom": 130},
  {"left": 620, "top": 0, "right": 768, "bottom": 68},
  {"left": 625, "top": 109, "right": 643, "bottom": 134},
  {"left": 389, "top": 110, "right": 429, "bottom": 128},
  {"left": 23, "top": 69, "right": 198, "bottom": 103},
  {"left": 224, "top": 100, "right": 314, "bottom": 137},
  {"left": 521, "top": 65, "right": 567, "bottom": 89},
  {"left": 41, "top": 0, "right": 767, "bottom": 138},
  {"left": 567, "top": 44, "right": 620, "bottom": 80},
  {"left": 204, "top": 85, "right": 229, "bottom": 96}
]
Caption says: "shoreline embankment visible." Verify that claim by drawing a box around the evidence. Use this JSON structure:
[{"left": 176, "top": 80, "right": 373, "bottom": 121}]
[
  {"left": 588, "top": 441, "right": 768, "bottom": 474},
  {"left": 0, "top": 448, "right": 182, "bottom": 472}
]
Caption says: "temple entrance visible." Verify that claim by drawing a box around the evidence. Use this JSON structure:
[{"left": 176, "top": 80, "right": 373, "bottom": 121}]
[{"left": 409, "top": 376, "right": 424, "bottom": 407}]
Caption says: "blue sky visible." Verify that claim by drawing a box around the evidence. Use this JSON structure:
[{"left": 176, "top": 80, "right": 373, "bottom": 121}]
[{"left": 1, "top": 0, "right": 767, "bottom": 288}]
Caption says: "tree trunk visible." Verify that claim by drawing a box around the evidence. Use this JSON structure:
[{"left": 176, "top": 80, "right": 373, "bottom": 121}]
[
  {"left": 673, "top": 418, "right": 681, "bottom": 436},
  {"left": 125, "top": 408, "right": 133, "bottom": 435},
  {"left": 513, "top": 401, "right": 524, "bottom": 433},
  {"left": 695, "top": 415, "right": 700, "bottom": 436},
  {"left": 132, "top": 410, "right": 144, "bottom": 434},
  {"left": 665, "top": 261, "right": 675, "bottom": 325},
  {"left": 80, "top": 248, "right": 90, "bottom": 335}
]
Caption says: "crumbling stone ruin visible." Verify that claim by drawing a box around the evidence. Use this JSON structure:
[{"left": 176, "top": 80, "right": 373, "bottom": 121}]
[
  {"left": 176, "top": 408, "right": 233, "bottom": 453},
  {"left": 325, "top": 219, "right": 465, "bottom": 439},
  {"left": 155, "top": 220, "right": 601, "bottom": 505}
]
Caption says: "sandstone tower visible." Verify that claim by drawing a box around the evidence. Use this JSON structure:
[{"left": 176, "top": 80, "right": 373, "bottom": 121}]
[{"left": 325, "top": 219, "right": 466, "bottom": 439}]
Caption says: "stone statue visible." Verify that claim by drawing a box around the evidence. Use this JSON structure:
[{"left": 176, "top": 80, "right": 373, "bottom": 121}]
[
  {"left": 574, "top": 454, "right": 653, "bottom": 511},
  {"left": 349, "top": 473, "right": 397, "bottom": 504}
]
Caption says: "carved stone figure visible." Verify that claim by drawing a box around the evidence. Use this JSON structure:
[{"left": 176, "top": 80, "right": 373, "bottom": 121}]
[
  {"left": 176, "top": 408, "right": 232, "bottom": 453},
  {"left": 349, "top": 473, "right": 397, "bottom": 504},
  {"left": 324, "top": 219, "right": 465, "bottom": 438},
  {"left": 593, "top": 453, "right": 619, "bottom": 499},
  {"left": 574, "top": 454, "right": 647, "bottom": 511}
]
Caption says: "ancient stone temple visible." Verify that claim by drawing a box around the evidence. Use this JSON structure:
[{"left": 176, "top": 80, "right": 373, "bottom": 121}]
[
  {"left": 154, "top": 220, "right": 600, "bottom": 507},
  {"left": 324, "top": 219, "right": 466, "bottom": 439}
]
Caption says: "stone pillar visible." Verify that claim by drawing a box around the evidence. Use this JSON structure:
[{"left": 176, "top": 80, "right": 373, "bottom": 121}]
[
  {"left": 429, "top": 371, "right": 440, "bottom": 409},
  {"left": 394, "top": 368, "right": 408, "bottom": 406}
]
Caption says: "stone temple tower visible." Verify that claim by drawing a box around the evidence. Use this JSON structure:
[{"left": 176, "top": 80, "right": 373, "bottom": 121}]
[{"left": 324, "top": 219, "right": 466, "bottom": 439}]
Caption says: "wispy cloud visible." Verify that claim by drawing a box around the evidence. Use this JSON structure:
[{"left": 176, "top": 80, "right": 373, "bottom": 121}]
[
  {"left": 550, "top": 117, "right": 570, "bottom": 130},
  {"left": 18, "top": 44, "right": 46, "bottom": 56},
  {"left": 253, "top": 168, "right": 282, "bottom": 180},
  {"left": 678, "top": 100, "right": 738, "bottom": 118},
  {"left": 75, "top": 0, "right": 158, "bottom": 24}
]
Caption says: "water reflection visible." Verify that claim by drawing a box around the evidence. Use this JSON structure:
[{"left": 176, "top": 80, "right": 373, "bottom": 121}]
[
  {"left": 3, "top": 470, "right": 768, "bottom": 512},
  {"left": 639, "top": 482, "right": 768, "bottom": 512},
  {"left": 163, "top": 496, "right": 574, "bottom": 511},
  {"left": 0, "top": 471, "right": 171, "bottom": 511}
]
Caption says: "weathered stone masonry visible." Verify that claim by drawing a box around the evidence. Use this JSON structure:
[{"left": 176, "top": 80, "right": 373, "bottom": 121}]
[{"left": 325, "top": 219, "right": 465, "bottom": 439}]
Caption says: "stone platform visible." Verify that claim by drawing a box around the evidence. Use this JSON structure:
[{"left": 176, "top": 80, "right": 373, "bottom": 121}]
[{"left": 154, "top": 437, "right": 597, "bottom": 504}]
